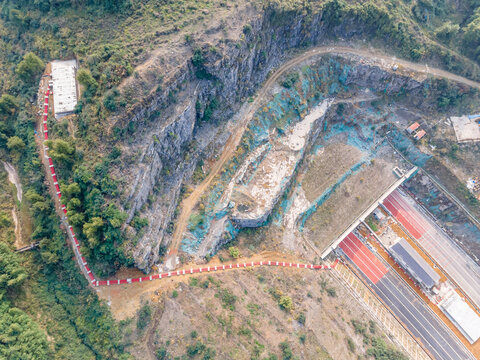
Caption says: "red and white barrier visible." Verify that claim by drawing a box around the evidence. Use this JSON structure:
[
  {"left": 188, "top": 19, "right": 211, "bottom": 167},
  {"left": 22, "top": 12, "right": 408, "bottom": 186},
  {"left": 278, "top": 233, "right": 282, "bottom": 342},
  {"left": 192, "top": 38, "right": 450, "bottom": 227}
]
[{"left": 92, "top": 258, "right": 339, "bottom": 287}]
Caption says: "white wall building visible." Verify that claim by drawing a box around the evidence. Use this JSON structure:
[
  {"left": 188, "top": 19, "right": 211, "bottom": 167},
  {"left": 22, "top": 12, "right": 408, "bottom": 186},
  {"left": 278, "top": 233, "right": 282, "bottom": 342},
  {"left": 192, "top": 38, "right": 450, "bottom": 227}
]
[{"left": 51, "top": 59, "right": 78, "bottom": 118}]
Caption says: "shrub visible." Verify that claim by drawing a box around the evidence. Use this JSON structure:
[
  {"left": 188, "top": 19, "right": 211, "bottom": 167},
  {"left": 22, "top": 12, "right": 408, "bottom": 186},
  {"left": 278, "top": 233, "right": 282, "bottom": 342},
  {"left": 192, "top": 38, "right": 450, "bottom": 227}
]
[
  {"left": 281, "top": 72, "right": 299, "bottom": 88},
  {"left": 190, "top": 330, "right": 198, "bottom": 339},
  {"left": 238, "top": 326, "right": 252, "bottom": 337},
  {"left": 279, "top": 341, "right": 293, "bottom": 360},
  {"left": 278, "top": 296, "right": 293, "bottom": 312},
  {"left": 297, "top": 312, "right": 306, "bottom": 325},
  {"left": 172, "top": 290, "right": 178, "bottom": 298},
  {"left": 228, "top": 246, "right": 240, "bottom": 259},
  {"left": 186, "top": 341, "right": 205, "bottom": 358},
  {"left": 351, "top": 320, "right": 367, "bottom": 335},
  {"left": 155, "top": 347, "right": 169, "bottom": 360},
  {"left": 326, "top": 287, "right": 336, "bottom": 297},
  {"left": 367, "top": 337, "right": 408, "bottom": 360},
  {"left": 137, "top": 303, "right": 152, "bottom": 330},
  {"left": 243, "top": 23, "right": 252, "bottom": 35},
  {"left": 217, "top": 288, "right": 236, "bottom": 310},
  {"left": 203, "top": 347, "right": 216, "bottom": 360},
  {"left": 347, "top": 337, "right": 355, "bottom": 352}
]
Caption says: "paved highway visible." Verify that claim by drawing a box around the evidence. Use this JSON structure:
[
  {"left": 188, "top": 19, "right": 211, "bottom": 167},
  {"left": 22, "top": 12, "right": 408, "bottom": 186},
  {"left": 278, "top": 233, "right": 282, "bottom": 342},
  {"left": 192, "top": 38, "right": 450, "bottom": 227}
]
[
  {"left": 340, "top": 234, "right": 474, "bottom": 360},
  {"left": 385, "top": 189, "right": 480, "bottom": 310}
]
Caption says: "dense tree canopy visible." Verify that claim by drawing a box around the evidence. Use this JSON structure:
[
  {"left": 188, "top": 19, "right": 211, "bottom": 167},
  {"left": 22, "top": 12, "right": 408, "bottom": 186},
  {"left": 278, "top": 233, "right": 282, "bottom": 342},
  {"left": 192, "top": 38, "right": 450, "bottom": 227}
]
[
  {"left": 0, "top": 302, "right": 51, "bottom": 360},
  {"left": 15, "top": 52, "right": 44, "bottom": 83},
  {"left": 0, "top": 242, "right": 27, "bottom": 299}
]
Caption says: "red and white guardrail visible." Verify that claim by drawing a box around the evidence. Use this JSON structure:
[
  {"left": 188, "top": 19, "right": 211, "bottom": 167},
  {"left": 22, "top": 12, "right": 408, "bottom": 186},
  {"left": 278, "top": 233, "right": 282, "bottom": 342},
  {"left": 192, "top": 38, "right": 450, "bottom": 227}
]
[
  {"left": 94, "top": 259, "right": 339, "bottom": 287},
  {"left": 41, "top": 86, "right": 338, "bottom": 287}
]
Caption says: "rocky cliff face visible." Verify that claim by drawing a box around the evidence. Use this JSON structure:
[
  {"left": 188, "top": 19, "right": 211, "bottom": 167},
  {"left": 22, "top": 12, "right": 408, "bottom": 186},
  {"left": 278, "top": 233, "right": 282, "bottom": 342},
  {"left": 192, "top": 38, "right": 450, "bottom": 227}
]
[{"left": 116, "top": 5, "right": 428, "bottom": 271}]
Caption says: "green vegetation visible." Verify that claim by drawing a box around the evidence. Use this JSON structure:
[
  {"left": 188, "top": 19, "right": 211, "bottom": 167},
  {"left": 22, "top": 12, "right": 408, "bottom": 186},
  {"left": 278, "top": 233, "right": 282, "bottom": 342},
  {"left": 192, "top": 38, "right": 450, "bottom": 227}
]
[
  {"left": 281, "top": 72, "right": 299, "bottom": 89},
  {"left": 279, "top": 340, "right": 294, "bottom": 360},
  {"left": 0, "top": 301, "right": 50, "bottom": 359},
  {"left": 367, "top": 216, "right": 379, "bottom": 232},
  {"left": 350, "top": 319, "right": 407, "bottom": 360},
  {"left": 228, "top": 246, "right": 241, "bottom": 258},
  {"left": 346, "top": 337, "right": 355, "bottom": 352},
  {"left": 1, "top": 0, "right": 480, "bottom": 358},
  {"left": 217, "top": 288, "right": 237, "bottom": 310},
  {"left": 137, "top": 303, "right": 152, "bottom": 330},
  {"left": 278, "top": 295, "right": 293, "bottom": 312},
  {"left": 367, "top": 337, "right": 408, "bottom": 360},
  {"left": 15, "top": 52, "right": 44, "bottom": 83}
]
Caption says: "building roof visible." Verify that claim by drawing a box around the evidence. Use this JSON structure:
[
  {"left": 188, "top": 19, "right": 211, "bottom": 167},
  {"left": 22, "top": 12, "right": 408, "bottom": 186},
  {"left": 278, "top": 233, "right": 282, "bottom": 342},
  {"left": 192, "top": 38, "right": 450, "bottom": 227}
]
[
  {"left": 407, "top": 122, "right": 420, "bottom": 133},
  {"left": 389, "top": 238, "right": 440, "bottom": 289},
  {"left": 51, "top": 59, "right": 78, "bottom": 118},
  {"left": 441, "top": 293, "right": 480, "bottom": 344},
  {"left": 414, "top": 130, "right": 426, "bottom": 140}
]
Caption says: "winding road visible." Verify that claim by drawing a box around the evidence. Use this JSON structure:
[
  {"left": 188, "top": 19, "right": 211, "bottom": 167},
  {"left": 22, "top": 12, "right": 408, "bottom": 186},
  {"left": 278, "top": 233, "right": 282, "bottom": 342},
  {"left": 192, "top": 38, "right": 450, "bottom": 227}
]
[{"left": 167, "top": 45, "right": 480, "bottom": 267}]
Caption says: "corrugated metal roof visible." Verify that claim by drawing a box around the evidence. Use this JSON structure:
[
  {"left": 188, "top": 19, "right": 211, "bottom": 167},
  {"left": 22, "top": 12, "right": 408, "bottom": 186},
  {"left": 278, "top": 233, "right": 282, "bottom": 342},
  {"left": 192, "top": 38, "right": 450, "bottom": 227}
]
[
  {"left": 390, "top": 238, "right": 440, "bottom": 289},
  {"left": 441, "top": 293, "right": 480, "bottom": 344}
]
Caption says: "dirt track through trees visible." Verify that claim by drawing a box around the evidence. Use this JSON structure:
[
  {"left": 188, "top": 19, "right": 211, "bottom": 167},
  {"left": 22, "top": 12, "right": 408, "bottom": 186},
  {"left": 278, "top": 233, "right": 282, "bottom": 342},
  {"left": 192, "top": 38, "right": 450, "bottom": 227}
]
[{"left": 167, "top": 46, "right": 480, "bottom": 266}]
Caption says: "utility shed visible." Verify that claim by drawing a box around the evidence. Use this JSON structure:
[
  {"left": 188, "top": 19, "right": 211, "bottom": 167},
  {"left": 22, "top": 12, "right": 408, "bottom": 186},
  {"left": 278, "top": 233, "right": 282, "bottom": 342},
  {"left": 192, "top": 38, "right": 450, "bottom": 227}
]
[
  {"left": 441, "top": 293, "right": 480, "bottom": 344},
  {"left": 389, "top": 238, "right": 440, "bottom": 290},
  {"left": 51, "top": 59, "right": 78, "bottom": 118}
]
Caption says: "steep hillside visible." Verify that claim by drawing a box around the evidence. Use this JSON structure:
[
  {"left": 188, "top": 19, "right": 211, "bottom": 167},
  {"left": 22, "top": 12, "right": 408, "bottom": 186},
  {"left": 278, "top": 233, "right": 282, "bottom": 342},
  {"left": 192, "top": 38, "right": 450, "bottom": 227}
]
[{"left": 1, "top": 1, "right": 480, "bottom": 358}]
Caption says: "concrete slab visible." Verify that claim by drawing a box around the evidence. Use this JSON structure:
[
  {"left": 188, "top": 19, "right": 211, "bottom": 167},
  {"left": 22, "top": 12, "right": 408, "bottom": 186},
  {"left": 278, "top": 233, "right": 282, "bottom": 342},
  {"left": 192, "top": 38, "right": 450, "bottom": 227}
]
[{"left": 450, "top": 115, "right": 480, "bottom": 143}]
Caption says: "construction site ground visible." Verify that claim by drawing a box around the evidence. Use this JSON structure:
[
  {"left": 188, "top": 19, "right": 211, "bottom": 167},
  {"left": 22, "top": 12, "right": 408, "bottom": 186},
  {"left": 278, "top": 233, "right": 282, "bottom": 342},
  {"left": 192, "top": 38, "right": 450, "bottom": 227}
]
[{"left": 362, "top": 221, "right": 480, "bottom": 358}]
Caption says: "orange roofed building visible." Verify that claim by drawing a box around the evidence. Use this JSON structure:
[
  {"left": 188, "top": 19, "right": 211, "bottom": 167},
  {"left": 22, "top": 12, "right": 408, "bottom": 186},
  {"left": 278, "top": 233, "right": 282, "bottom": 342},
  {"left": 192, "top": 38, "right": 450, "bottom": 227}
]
[
  {"left": 414, "top": 129, "right": 426, "bottom": 141},
  {"left": 406, "top": 122, "right": 420, "bottom": 134}
]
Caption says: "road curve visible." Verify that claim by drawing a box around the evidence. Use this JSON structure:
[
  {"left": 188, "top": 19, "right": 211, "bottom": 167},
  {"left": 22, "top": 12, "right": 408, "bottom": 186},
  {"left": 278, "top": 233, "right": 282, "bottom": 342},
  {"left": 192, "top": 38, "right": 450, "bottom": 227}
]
[{"left": 167, "top": 46, "right": 480, "bottom": 266}]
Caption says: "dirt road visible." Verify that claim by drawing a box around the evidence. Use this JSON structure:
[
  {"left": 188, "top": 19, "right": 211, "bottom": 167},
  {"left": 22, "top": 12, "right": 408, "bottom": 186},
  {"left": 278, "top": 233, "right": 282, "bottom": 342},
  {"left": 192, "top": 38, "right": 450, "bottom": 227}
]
[{"left": 167, "top": 45, "right": 480, "bottom": 267}]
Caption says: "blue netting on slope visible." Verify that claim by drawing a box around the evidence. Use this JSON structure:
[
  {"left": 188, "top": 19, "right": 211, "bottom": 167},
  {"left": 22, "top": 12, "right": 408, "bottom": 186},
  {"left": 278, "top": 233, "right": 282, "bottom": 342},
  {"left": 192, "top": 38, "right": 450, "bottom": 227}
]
[
  {"left": 388, "top": 128, "right": 431, "bottom": 167},
  {"left": 180, "top": 57, "right": 380, "bottom": 253}
]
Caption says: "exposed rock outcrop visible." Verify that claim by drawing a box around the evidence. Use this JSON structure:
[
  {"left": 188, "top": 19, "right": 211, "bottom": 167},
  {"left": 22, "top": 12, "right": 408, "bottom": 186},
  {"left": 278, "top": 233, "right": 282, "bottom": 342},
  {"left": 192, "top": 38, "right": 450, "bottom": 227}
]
[{"left": 115, "top": 5, "right": 428, "bottom": 271}]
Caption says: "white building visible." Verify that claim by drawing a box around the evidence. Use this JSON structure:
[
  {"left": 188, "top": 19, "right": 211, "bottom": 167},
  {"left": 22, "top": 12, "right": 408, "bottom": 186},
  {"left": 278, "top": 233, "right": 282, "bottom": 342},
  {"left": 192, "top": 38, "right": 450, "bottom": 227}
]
[
  {"left": 440, "top": 293, "right": 480, "bottom": 344},
  {"left": 51, "top": 59, "right": 78, "bottom": 118}
]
